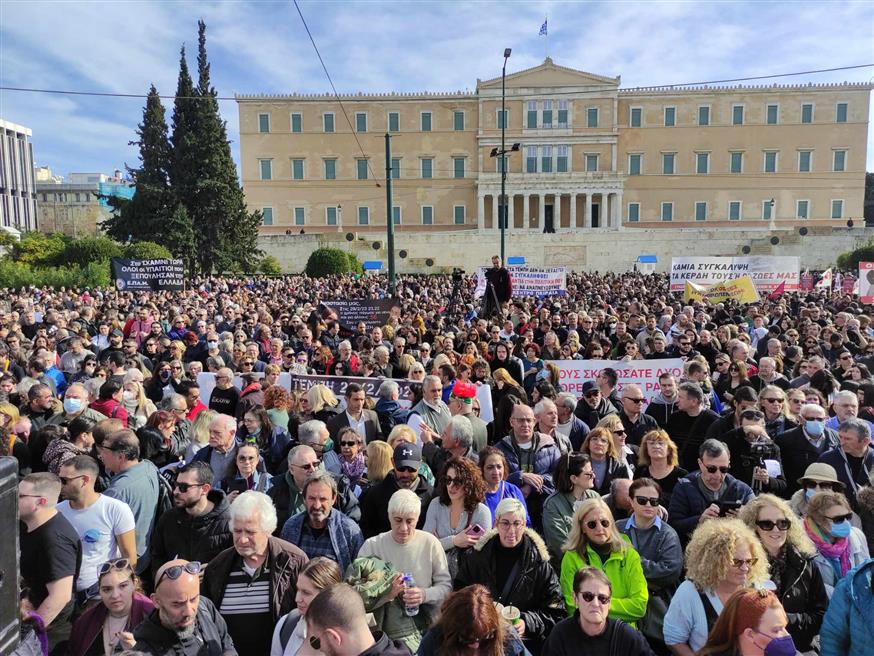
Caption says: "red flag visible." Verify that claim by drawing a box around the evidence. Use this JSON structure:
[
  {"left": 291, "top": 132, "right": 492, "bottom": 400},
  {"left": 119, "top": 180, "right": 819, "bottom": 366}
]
[{"left": 767, "top": 281, "right": 786, "bottom": 301}]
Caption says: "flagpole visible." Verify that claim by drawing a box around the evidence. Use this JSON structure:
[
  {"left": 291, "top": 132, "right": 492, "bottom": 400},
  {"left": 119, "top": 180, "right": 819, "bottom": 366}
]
[{"left": 545, "top": 14, "right": 549, "bottom": 59}]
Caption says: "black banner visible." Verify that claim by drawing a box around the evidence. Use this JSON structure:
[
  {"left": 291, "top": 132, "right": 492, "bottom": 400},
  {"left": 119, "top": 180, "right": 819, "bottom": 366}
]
[
  {"left": 317, "top": 299, "right": 400, "bottom": 332},
  {"left": 288, "top": 373, "right": 412, "bottom": 400},
  {"left": 111, "top": 258, "right": 184, "bottom": 291}
]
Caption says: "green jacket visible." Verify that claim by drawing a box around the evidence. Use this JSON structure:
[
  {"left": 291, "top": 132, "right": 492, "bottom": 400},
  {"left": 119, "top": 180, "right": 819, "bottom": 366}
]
[
  {"left": 559, "top": 536, "right": 648, "bottom": 627},
  {"left": 542, "top": 490, "right": 600, "bottom": 564}
]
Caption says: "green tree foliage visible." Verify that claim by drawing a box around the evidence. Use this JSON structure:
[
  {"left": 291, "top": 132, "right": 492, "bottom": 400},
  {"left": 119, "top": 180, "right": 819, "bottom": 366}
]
[
  {"left": 305, "top": 248, "right": 359, "bottom": 277},
  {"left": 12, "top": 232, "right": 68, "bottom": 265},
  {"left": 837, "top": 239, "right": 874, "bottom": 270},
  {"left": 125, "top": 241, "right": 173, "bottom": 260},
  {"left": 62, "top": 235, "right": 123, "bottom": 268},
  {"left": 258, "top": 255, "right": 282, "bottom": 275}
]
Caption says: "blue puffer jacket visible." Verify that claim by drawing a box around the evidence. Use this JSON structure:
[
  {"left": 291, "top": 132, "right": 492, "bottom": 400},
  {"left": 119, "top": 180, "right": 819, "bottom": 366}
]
[
  {"left": 821, "top": 558, "right": 874, "bottom": 656},
  {"left": 667, "top": 471, "right": 755, "bottom": 543},
  {"left": 495, "top": 432, "right": 561, "bottom": 491},
  {"left": 279, "top": 508, "right": 364, "bottom": 573}
]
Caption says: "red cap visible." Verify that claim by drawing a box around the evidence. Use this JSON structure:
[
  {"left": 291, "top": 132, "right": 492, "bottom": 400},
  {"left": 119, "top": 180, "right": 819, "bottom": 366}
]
[{"left": 451, "top": 381, "right": 477, "bottom": 401}]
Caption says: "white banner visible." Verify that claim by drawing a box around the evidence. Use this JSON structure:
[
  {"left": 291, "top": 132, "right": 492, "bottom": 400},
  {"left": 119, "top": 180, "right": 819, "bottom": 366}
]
[
  {"left": 474, "top": 266, "right": 567, "bottom": 299},
  {"left": 670, "top": 256, "right": 799, "bottom": 292},
  {"left": 555, "top": 358, "right": 685, "bottom": 407},
  {"left": 859, "top": 262, "right": 874, "bottom": 303}
]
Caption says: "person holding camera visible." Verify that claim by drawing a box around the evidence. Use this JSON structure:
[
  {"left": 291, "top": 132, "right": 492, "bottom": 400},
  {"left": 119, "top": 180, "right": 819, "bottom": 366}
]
[{"left": 721, "top": 409, "right": 787, "bottom": 496}]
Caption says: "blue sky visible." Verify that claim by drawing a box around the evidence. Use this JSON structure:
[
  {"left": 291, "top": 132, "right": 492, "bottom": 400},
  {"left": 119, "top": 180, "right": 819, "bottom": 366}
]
[{"left": 2, "top": 0, "right": 872, "bottom": 178}]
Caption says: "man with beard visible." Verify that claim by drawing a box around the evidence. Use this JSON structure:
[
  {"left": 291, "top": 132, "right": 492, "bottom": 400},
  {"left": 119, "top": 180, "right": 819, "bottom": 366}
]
[{"left": 483, "top": 255, "right": 512, "bottom": 318}]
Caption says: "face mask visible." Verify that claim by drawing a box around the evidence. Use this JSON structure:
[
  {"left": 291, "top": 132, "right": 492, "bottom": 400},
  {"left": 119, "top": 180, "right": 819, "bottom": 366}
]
[
  {"left": 207, "top": 341, "right": 218, "bottom": 350},
  {"left": 756, "top": 633, "right": 797, "bottom": 656},
  {"left": 63, "top": 397, "right": 82, "bottom": 414},
  {"left": 122, "top": 390, "right": 136, "bottom": 403},
  {"left": 829, "top": 520, "right": 851, "bottom": 539},
  {"left": 159, "top": 370, "right": 171, "bottom": 380},
  {"left": 323, "top": 438, "right": 334, "bottom": 452},
  {"left": 805, "top": 487, "right": 817, "bottom": 501},
  {"left": 804, "top": 420, "right": 824, "bottom": 437}
]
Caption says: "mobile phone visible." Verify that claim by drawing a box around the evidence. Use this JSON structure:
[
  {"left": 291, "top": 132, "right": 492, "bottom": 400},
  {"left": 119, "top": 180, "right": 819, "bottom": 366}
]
[
  {"left": 226, "top": 479, "right": 248, "bottom": 495},
  {"left": 717, "top": 500, "right": 742, "bottom": 517},
  {"left": 465, "top": 524, "right": 485, "bottom": 538}
]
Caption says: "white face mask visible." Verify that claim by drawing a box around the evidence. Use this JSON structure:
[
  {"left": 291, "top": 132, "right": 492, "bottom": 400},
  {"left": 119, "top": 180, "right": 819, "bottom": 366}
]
[{"left": 123, "top": 390, "right": 137, "bottom": 402}]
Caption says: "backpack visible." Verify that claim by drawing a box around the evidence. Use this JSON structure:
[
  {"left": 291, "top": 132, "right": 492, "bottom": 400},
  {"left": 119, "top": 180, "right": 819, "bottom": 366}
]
[
  {"left": 378, "top": 407, "right": 413, "bottom": 438},
  {"left": 154, "top": 468, "right": 175, "bottom": 522},
  {"left": 278, "top": 611, "right": 303, "bottom": 650}
]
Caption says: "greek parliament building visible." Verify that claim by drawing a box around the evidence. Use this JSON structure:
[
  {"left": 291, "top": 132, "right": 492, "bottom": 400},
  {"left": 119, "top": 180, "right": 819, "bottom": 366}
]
[{"left": 236, "top": 58, "right": 870, "bottom": 234}]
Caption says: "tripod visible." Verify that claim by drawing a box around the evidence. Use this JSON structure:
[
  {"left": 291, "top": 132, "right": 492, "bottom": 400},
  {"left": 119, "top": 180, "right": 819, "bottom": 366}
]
[{"left": 481, "top": 281, "right": 502, "bottom": 320}]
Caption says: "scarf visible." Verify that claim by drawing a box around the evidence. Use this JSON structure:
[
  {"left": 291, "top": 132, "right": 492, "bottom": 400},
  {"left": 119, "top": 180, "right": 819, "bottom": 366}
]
[
  {"left": 805, "top": 517, "right": 852, "bottom": 577},
  {"left": 341, "top": 452, "right": 366, "bottom": 484}
]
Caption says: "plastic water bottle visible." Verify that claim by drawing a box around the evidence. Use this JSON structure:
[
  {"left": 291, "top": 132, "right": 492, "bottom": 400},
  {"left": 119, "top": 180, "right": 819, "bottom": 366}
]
[{"left": 402, "top": 573, "right": 419, "bottom": 616}]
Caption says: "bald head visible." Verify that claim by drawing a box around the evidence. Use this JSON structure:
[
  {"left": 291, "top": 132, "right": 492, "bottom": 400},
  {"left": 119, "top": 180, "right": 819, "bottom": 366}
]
[
  {"left": 621, "top": 384, "right": 645, "bottom": 416},
  {"left": 152, "top": 559, "right": 200, "bottom": 634}
]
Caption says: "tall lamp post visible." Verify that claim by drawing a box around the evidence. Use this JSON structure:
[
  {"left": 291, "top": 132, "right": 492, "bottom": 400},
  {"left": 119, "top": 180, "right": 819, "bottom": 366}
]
[{"left": 500, "top": 48, "right": 511, "bottom": 262}]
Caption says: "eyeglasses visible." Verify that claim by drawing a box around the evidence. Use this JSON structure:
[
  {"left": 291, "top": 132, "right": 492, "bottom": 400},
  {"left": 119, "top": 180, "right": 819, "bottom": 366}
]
[
  {"left": 634, "top": 496, "right": 660, "bottom": 507},
  {"left": 171, "top": 365, "right": 182, "bottom": 370},
  {"left": 458, "top": 631, "right": 496, "bottom": 646},
  {"left": 756, "top": 519, "right": 791, "bottom": 532},
  {"left": 237, "top": 455, "right": 257, "bottom": 462},
  {"left": 155, "top": 561, "right": 202, "bottom": 588},
  {"left": 827, "top": 513, "right": 853, "bottom": 523},
  {"left": 716, "top": 361, "right": 729, "bottom": 367},
  {"left": 174, "top": 481, "right": 201, "bottom": 492},
  {"left": 497, "top": 519, "right": 525, "bottom": 530},
  {"left": 804, "top": 481, "right": 835, "bottom": 491},
  {"left": 242, "top": 361, "right": 254, "bottom": 366},
  {"left": 444, "top": 476, "right": 462, "bottom": 487},
  {"left": 612, "top": 429, "right": 627, "bottom": 435},
  {"left": 58, "top": 474, "right": 86, "bottom": 485},
  {"left": 340, "top": 441, "right": 359, "bottom": 447},
  {"left": 761, "top": 398, "right": 782, "bottom": 404},
  {"left": 578, "top": 591, "right": 611, "bottom": 605},
  {"left": 704, "top": 465, "right": 731, "bottom": 474},
  {"left": 731, "top": 558, "right": 759, "bottom": 569},
  {"left": 98, "top": 558, "right": 132, "bottom": 577},
  {"left": 625, "top": 397, "right": 645, "bottom": 404},
  {"left": 292, "top": 462, "right": 321, "bottom": 472},
  {"left": 585, "top": 519, "right": 611, "bottom": 530}
]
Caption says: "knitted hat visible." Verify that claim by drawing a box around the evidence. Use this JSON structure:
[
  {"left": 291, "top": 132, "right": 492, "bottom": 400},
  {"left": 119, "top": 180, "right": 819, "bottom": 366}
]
[
  {"left": 451, "top": 381, "right": 477, "bottom": 403},
  {"left": 730, "top": 589, "right": 778, "bottom": 636}
]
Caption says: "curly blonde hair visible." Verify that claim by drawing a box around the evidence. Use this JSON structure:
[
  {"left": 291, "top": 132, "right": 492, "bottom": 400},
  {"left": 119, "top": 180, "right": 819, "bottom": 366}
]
[
  {"left": 685, "top": 518, "right": 769, "bottom": 590},
  {"left": 738, "top": 493, "right": 816, "bottom": 558}
]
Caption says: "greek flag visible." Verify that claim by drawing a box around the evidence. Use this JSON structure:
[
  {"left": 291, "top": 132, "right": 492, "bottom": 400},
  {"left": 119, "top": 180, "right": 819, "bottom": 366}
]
[{"left": 539, "top": 19, "right": 547, "bottom": 36}]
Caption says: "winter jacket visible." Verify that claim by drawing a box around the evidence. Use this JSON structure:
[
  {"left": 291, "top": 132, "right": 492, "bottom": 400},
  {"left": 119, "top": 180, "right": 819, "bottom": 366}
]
[
  {"left": 574, "top": 397, "right": 618, "bottom": 429},
  {"left": 645, "top": 392, "right": 678, "bottom": 428},
  {"left": 68, "top": 593, "right": 154, "bottom": 656},
  {"left": 812, "top": 526, "right": 871, "bottom": 594},
  {"left": 559, "top": 538, "right": 648, "bottom": 626},
  {"left": 149, "top": 489, "right": 233, "bottom": 578},
  {"left": 455, "top": 528, "right": 565, "bottom": 654},
  {"left": 774, "top": 425, "right": 840, "bottom": 497},
  {"left": 359, "top": 471, "right": 433, "bottom": 539},
  {"left": 201, "top": 536, "right": 308, "bottom": 622},
  {"left": 360, "top": 632, "right": 414, "bottom": 656},
  {"left": 268, "top": 470, "right": 361, "bottom": 534},
  {"left": 542, "top": 490, "right": 600, "bottom": 565},
  {"left": 561, "top": 416, "right": 591, "bottom": 452},
  {"left": 589, "top": 457, "right": 631, "bottom": 496},
  {"left": 619, "top": 516, "right": 684, "bottom": 591},
  {"left": 821, "top": 557, "right": 874, "bottom": 656},
  {"left": 768, "top": 543, "right": 828, "bottom": 652},
  {"left": 89, "top": 398, "right": 129, "bottom": 427},
  {"left": 618, "top": 410, "right": 659, "bottom": 447},
  {"left": 495, "top": 432, "right": 561, "bottom": 490},
  {"left": 667, "top": 471, "right": 755, "bottom": 543},
  {"left": 133, "top": 597, "right": 235, "bottom": 656},
  {"left": 541, "top": 616, "right": 653, "bottom": 656},
  {"left": 280, "top": 508, "right": 364, "bottom": 573},
  {"left": 375, "top": 398, "right": 413, "bottom": 438},
  {"left": 818, "top": 445, "right": 874, "bottom": 510},
  {"left": 858, "top": 485, "right": 874, "bottom": 555},
  {"left": 236, "top": 425, "right": 293, "bottom": 475}
]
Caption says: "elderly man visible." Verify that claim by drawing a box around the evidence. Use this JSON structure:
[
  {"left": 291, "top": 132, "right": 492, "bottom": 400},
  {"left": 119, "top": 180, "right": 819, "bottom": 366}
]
[
  {"left": 209, "top": 367, "right": 240, "bottom": 418},
  {"left": 776, "top": 403, "right": 841, "bottom": 498},
  {"left": 554, "top": 392, "right": 590, "bottom": 451},
  {"left": 326, "top": 383, "right": 382, "bottom": 444},
  {"left": 192, "top": 413, "right": 240, "bottom": 481},
  {"left": 134, "top": 559, "right": 235, "bottom": 655},
  {"left": 412, "top": 375, "right": 452, "bottom": 439},
  {"left": 280, "top": 470, "right": 363, "bottom": 572},
  {"left": 819, "top": 418, "right": 874, "bottom": 510},
  {"left": 665, "top": 382, "right": 720, "bottom": 471},
  {"left": 299, "top": 419, "right": 342, "bottom": 475},
  {"left": 826, "top": 390, "right": 874, "bottom": 434},
  {"left": 618, "top": 384, "right": 659, "bottom": 447},
  {"left": 201, "top": 491, "right": 308, "bottom": 656},
  {"left": 426, "top": 415, "right": 478, "bottom": 476},
  {"left": 374, "top": 379, "right": 412, "bottom": 435},
  {"left": 534, "top": 398, "right": 571, "bottom": 453},
  {"left": 668, "top": 439, "right": 755, "bottom": 544}
]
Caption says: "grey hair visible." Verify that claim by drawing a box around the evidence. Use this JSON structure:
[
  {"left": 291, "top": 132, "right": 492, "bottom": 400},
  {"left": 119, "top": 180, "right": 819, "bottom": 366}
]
[
  {"left": 534, "top": 398, "right": 557, "bottom": 416},
  {"left": 699, "top": 438, "right": 729, "bottom": 459},
  {"left": 833, "top": 390, "right": 859, "bottom": 405},
  {"left": 388, "top": 489, "right": 421, "bottom": 518},
  {"left": 446, "top": 415, "right": 473, "bottom": 450},
  {"left": 678, "top": 381, "right": 705, "bottom": 405},
  {"left": 302, "top": 470, "right": 338, "bottom": 498},
  {"left": 423, "top": 374, "right": 441, "bottom": 388},
  {"left": 495, "top": 498, "right": 527, "bottom": 522},
  {"left": 800, "top": 403, "right": 826, "bottom": 417},
  {"left": 373, "top": 345, "right": 389, "bottom": 359},
  {"left": 210, "top": 413, "right": 237, "bottom": 434},
  {"left": 378, "top": 379, "right": 400, "bottom": 400},
  {"left": 556, "top": 392, "right": 578, "bottom": 413},
  {"left": 339, "top": 340, "right": 352, "bottom": 350},
  {"left": 838, "top": 418, "right": 871, "bottom": 441},
  {"left": 298, "top": 420, "right": 327, "bottom": 445},
  {"left": 229, "top": 491, "right": 277, "bottom": 533},
  {"left": 160, "top": 393, "right": 187, "bottom": 412},
  {"left": 288, "top": 444, "right": 316, "bottom": 463},
  {"left": 758, "top": 357, "right": 775, "bottom": 368}
]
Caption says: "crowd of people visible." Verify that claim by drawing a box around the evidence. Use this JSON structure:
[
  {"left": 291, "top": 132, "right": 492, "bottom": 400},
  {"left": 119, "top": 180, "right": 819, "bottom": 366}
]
[{"left": 6, "top": 260, "right": 874, "bottom": 656}]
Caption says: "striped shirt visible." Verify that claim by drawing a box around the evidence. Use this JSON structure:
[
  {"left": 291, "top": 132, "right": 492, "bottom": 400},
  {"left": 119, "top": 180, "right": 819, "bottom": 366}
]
[{"left": 220, "top": 561, "right": 272, "bottom": 656}]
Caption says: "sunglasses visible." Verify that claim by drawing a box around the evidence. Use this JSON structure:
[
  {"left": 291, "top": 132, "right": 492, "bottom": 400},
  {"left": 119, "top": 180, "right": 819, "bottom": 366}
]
[
  {"left": 458, "top": 631, "right": 496, "bottom": 646},
  {"left": 155, "top": 561, "right": 202, "bottom": 588},
  {"left": 704, "top": 465, "right": 731, "bottom": 474},
  {"left": 585, "top": 519, "right": 611, "bottom": 530},
  {"left": 58, "top": 474, "right": 86, "bottom": 485},
  {"left": 396, "top": 466, "right": 417, "bottom": 474},
  {"left": 98, "top": 558, "right": 132, "bottom": 577},
  {"left": 578, "top": 591, "right": 611, "bottom": 605},
  {"left": 444, "top": 476, "right": 462, "bottom": 487},
  {"left": 625, "top": 397, "right": 645, "bottom": 404},
  {"left": 634, "top": 496, "right": 660, "bottom": 507},
  {"left": 756, "top": 519, "right": 791, "bottom": 532},
  {"left": 174, "top": 482, "right": 200, "bottom": 493},
  {"left": 340, "top": 441, "right": 359, "bottom": 447},
  {"left": 827, "top": 513, "right": 853, "bottom": 523},
  {"left": 804, "top": 481, "right": 835, "bottom": 491},
  {"left": 293, "top": 462, "right": 321, "bottom": 471},
  {"left": 761, "top": 398, "right": 782, "bottom": 404},
  {"left": 731, "top": 558, "right": 759, "bottom": 569},
  {"left": 612, "top": 429, "right": 627, "bottom": 435}
]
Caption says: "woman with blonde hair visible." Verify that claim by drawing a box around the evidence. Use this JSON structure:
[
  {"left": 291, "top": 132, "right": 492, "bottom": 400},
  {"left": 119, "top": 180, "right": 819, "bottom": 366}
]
[
  {"left": 363, "top": 440, "right": 394, "bottom": 486},
  {"left": 491, "top": 367, "right": 526, "bottom": 409},
  {"left": 757, "top": 384, "right": 798, "bottom": 438},
  {"left": 559, "top": 498, "right": 647, "bottom": 624},
  {"left": 121, "top": 370, "right": 157, "bottom": 430},
  {"left": 579, "top": 427, "right": 630, "bottom": 496},
  {"left": 407, "top": 361, "right": 426, "bottom": 382},
  {"left": 301, "top": 384, "right": 340, "bottom": 423},
  {"left": 633, "top": 429, "right": 687, "bottom": 506},
  {"left": 184, "top": 409, "right": 217, "bottom": 462},
  {"left": 663, "top": 518, "right": 770, "bottom": 654},
  {"left": 595, "top": 415, "right": 637, "bottom": 472},
  {"left": 738, "top": 493, "right": 828, "bottom": 651}
]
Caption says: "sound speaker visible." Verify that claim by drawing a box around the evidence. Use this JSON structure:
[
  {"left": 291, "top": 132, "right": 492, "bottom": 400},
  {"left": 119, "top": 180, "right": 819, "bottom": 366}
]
[
  {"left": 847, "top": 219, "right": 854, "bottom": 228},
  {"left": 0, "top": 457, "right": 19, "bottom": 654},
  {"left": 799, "top": 227, "right": 808, "bottom": 236},
  {"left": 345, "top": 232, "right": 355, "bottom": 242},
  {"left": 770, "top": 237, "right": 780, "bottom": 245},
  {"left": 741, "top": 246, "right": 751, "bottom": 254}
]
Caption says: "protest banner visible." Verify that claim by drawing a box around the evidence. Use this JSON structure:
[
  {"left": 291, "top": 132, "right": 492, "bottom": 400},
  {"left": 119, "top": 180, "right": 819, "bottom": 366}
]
[
  {"left": 859, "top": 262, "right": 874, "bottom": 303},
  {"left": 555, "top": 358, "right": 684, "bottom": 407},
  {"left": 842, "top": 275, "right": 856, "bottom": 295},
  {"left": 800, "top": 272, "right": 814, "bottom": 291},
  {"left": 685, "top": 275, "right": 760, "bottom": 304},
  {"left": 111, "top": 258, "right": 184, "bottom": 291},
  {"left": 317, "top": 299, "right": 400, "bottom": 332},
  {"left": 670, "top": 256, "right": 799, "bottom": 292},
  {"left": 474, "top": 266, "right": 567, "bottom": 299}
]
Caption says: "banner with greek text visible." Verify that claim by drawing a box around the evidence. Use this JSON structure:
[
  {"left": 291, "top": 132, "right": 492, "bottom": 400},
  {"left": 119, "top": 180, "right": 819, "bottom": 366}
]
[
  {"left": 555, "top": 358, "right": 685, "bottom": 407},
  {"left": 111, "top": 258, "right": 184, "bottom": 291},
  {"left": 670, "top": 256, "right": 799, "bottom": 292},
  {"left": 474, "top": 266, "right": 567, "bottom": 299},
  {"left": 317, "top": 299, "right": 401, "bottom": 332}
]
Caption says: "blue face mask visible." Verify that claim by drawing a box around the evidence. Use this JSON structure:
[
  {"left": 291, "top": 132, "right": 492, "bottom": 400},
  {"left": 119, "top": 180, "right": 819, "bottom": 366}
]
[
  {"left": 804, "top": 420, "right": 824, "bottom": 437},
  {"left": 63, "top": 397, "right": 82, "bottom": 414},
  {"left": 755, "top": 633, "right": 797, "bottom": 656},
  {"left": 207, "top": 341, "right": 219, "bottom": 350},
  {"left": 805, "top": 487, "right": 817, "bottom": 501},
  {"left": 829, "top": 520, "right": 852, "bottom": 539}
]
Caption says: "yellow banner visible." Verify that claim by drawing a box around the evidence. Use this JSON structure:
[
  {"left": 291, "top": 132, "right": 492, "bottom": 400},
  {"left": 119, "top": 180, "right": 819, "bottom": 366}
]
[{"left": 686, "top": 275, "right": 761, "bottom": 304}]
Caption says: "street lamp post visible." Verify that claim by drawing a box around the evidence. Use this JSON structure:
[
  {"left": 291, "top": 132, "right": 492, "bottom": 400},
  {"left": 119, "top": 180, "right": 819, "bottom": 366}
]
[{"left": 500, "top": 48, "right": 511, "bottom": 263}]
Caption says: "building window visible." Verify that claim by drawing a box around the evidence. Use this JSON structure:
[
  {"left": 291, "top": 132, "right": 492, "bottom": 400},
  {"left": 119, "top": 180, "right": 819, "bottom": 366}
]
[
  {"left": 801, "top": 103, "right": 813, "bottom": 124},
  {"left": 294, "top": 207, "right": 305, "bottom": 225},
  {"left": 323, "top": 113, "right": 334, "bottom": 133},
  {"left": 421, "top": 158, "right": 433, "bottom": 179},
  {"left": 259, "top": 159, "right": 272, "bottom": 181},
  {"left": 762, "top": 200, "right": 774, "bottom": 220},
  {"left": 41, "top": 194, "right": 47, "bottom": 202},
  {"left": 391, "top": 158, "right": 401, "bottom": 179},
  {"left": 628, "top": 202, "right": 640, "bottom": 222},
  {"left": 558, "top": 100, "right": 569, "bottom": 127},
  {"left": 542, "top": 100, "right": 553, "bottom": 128},
  {"left": 357, "top": 207, "right": 369, "bottom": 225},
  {"left": 388, "top": 112, "right": 399, "bottom": 132},
  {"left": 585, "top": 154, "right": 598, "bottom": 172},
  {"left": 326, "top": 206, "right": 338, "bottom": 225},
  {"left": 392, "top": 206, "right": 401, "bottom": 225},
  {"left": 261, "top": 207, "right": 273, "bottom": 225},
  {"left": 541, "top": 146, "right": 553, "bottom": 173},
  {"left": 356, "top": 159, "right": 368, "bottom": 180},
  {"left": 586, "top": 107, "right": 599, "bottom": 128},
  {"left": 629, "top": 154, "right": 642, "bottom": 176},
  {"left": 796, "top": 200, "right": 809, "bottom": 219},
  {"left": 836, "top": 102, "right": 848, "bottom": 123},
  {"left": 729, "top": 201, "right": 742, "bottom": 221},
  {"left": 630, "top": 107, "right": 642, "bottom": 127},
  {"left": 287, "top": 158, "right": 302, "bottom": 180},
  {"left": 766, "top": 104, "right": 778, "bottom": 125},
  {"left": 698, "top": 106, "right": 710, "bottom": 126},
  {"left": 696, "top": 152, "right": 709, "bottom": 175},
  {"left": 831, "top": 200, "right": 843, "bottom": 219},
  {"left": 291, "top": 113, "right": 302, "bottom": 133},
  {"left": 695, "top": 201, "right": 707, "bottom": 221},
  {"left": 833, "top": 150, "right": 847, "bottom": 172},
  {"left": 764, "top": 151, "right": 778, "bottom": 173},
  {"left": 732, "top": 105, "right": 744, "bottom": 125},
  {"left": 421, "top": 112, "right": 432, "bottom": 132},
  {"left": 664, "top": 106, "right": 676, "bottom": 127},
  {"left": 454, "top": 205, "right": 465, "bottom": 225},
  {"left": 527, "top": 101, "right": 537, "bottom": 128},
  {"left": 557, "top": 145, "right": 569, "bottom": 172},
  {"left": 798, "top": 150, "right": 812, "bottom": 172},
  {"left": 258, "top": 113, "right": 270, "bottom": 133},
  {"left": 526, "top": 146, "right": 537, "bottom": 173},
  {"left": 661, "top": 202, "right": 673, "bottom": 222},
  {"left": 421, "top": 206, "right": 433, "bottom": 225},
  {"left": 730, "top": 152, "right": 743, "bottom": 174},
  {"left": 453, "top": 157, "right": 465, "bottom": 179},
  {"left": 324, "top": 159, "right": 336, "bottom": 180},
  {"left": 497, "top": 109, "right": 508, "bottom": 129},
  {"left": 355, "top": 112, "right": 367, "bottom": 132},
  {"left": 75, "top": 193, "right": 81, "bottom": 202},
  {"left": 662, "top": 153, "right": 676, "bottom": 175},
  {"left": 453, "top": 111, "right": 464, "bottom": 131}
]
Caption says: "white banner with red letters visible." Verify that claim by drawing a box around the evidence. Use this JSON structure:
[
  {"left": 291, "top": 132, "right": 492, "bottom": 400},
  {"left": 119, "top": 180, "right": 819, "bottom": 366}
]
[{"left": 555, "top": 358, "right": 685, "bottom": 407}]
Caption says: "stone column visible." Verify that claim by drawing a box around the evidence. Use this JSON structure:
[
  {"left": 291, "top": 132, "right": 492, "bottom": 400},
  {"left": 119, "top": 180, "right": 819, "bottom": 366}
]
[
  {"left": 615, "top": 192, "right": 623, "bottom": 230},
  {"left": 491, "top": 194, "right": 499, "bottom": 230},
  {"left": 538, "top": 194, "right": 546, "bottom": 233},
  {"left": 554, "top": 192, "right": 562, "bottom": 230},
  {"left": 507, "top": 194, "right": 515, "bottom": 230},
  {"left": 604, "top": 193, "right": 612, "bottom": 229},
  {"left": 477, "top": 193, "right": 485, "bottom": 231},
  {"left": 585, "top": 193, "right": 593, "bottom": 229},
  {"left": 569, "top": 193, "right": 577, "bottom": 229},
  {"left": 523, "top": 193, "right": 530, "bottom": 231}
]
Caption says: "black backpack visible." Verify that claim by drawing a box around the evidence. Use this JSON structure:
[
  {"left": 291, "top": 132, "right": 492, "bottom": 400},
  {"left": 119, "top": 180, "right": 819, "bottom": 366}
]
[{"left": 154, "top": 468, "right": 175, "bottom": 521}]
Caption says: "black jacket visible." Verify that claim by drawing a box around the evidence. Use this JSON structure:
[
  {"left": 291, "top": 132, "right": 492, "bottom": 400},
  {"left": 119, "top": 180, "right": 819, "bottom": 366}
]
[
  {"left": 618, "top": 410, "right": 659, "bottom": 447},
  {"left": 149, "top": 489, "right": 233, "bottom": 578},
  {"left": 133, "top": 597, "right": 236, "bottom": 656},
  {"left": 455, "top": 528, "right": 564, "bottom": 654},
  {"left": 268, "top": 471, "right": 361, "bottom": 534},
  {"left": 770, "top": 544, "right": 828, "bottom": 652},
  {"left": 358, "top": 472, "right": 433, "bottom": 539},
  {"left": 774, "top": 426, "right": 840, "bottom": 498},
  {"left": 574, "top": 397, "right": 618, "bottom": 429},
  {"left": 542, "top": 616, "right": 652, "bottom": 656},
  {"left": 358, "top": 632, "right": 412, "bottom": 656},
  {"left": 721, "top": 428, "right": 787, "bottom": 496}
]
